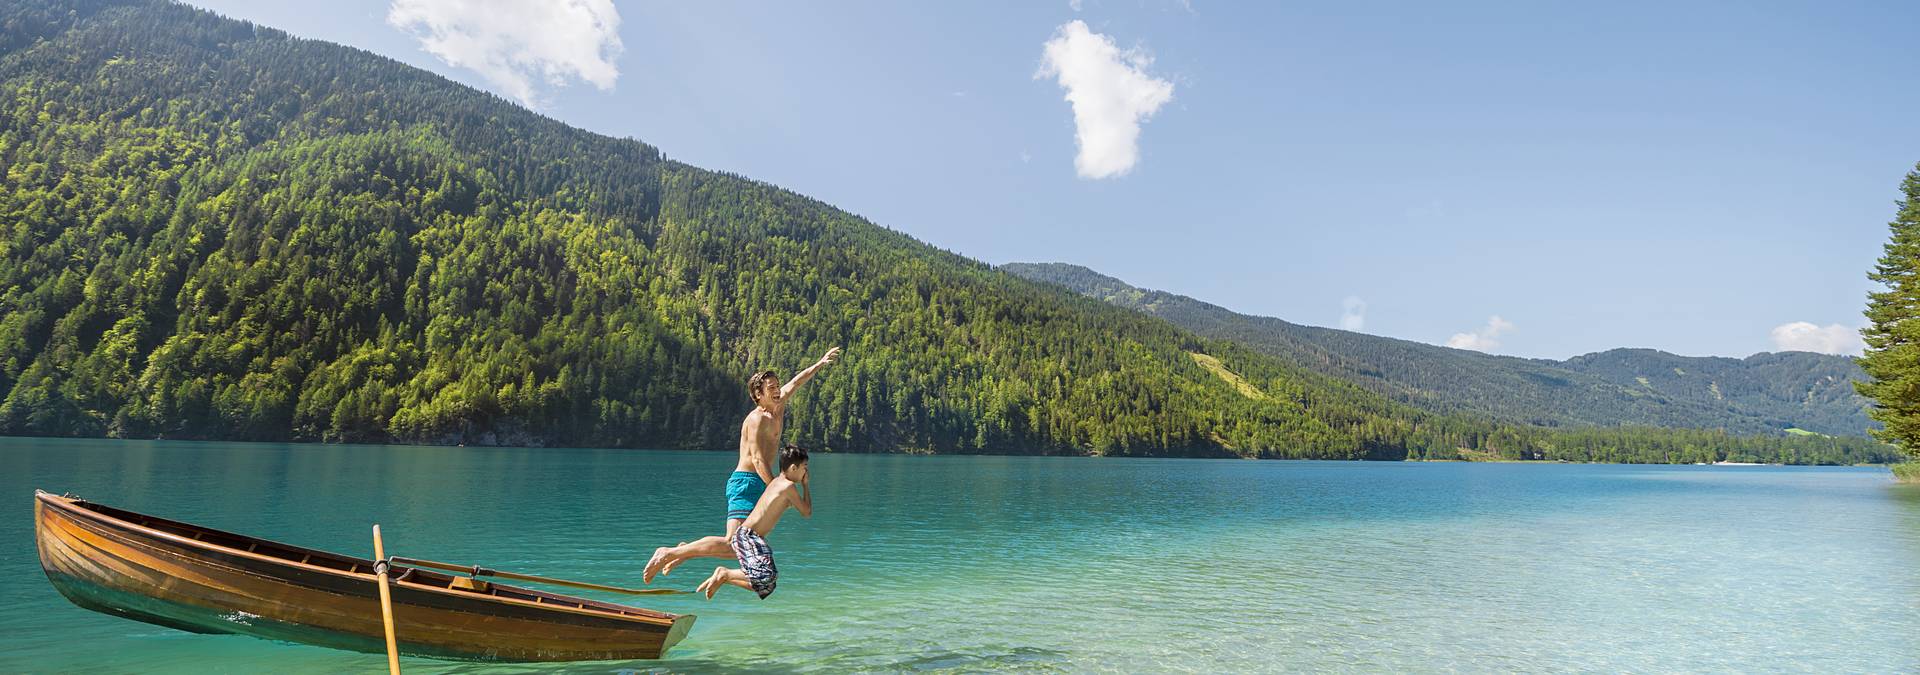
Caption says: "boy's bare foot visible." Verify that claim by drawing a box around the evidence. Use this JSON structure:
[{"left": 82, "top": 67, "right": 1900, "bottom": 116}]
[
  {"left": 642, "top": 546, "right": 670, "bottom": 584},
  {"left": 696, "top": 566, "right": 727, "bottom": 600},
  {"left": 659, "top": 542, "right": 689, "bottom": 577}
]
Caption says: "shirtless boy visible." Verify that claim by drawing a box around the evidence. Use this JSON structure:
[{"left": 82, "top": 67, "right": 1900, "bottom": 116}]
[
  {"left": 697, "top": 444, "right": 811, "bottom": 599},
  {"left": 642, "top": 347, "right": 839, "bottom": 583}
]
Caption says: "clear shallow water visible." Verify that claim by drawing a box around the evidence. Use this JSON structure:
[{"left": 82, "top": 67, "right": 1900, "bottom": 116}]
[{"left": 2, "top": 437, "right": 1917, "bottom": 673}]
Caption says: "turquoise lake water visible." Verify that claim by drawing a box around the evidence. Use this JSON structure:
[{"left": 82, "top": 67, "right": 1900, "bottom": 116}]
[{"left": 2, "top": 436, "right": 1917, "bottom": 672}]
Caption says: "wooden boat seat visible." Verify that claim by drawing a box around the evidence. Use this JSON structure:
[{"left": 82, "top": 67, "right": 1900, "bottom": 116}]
[{"left": 449, "top": 576, "right": 492, "bottom": 593}]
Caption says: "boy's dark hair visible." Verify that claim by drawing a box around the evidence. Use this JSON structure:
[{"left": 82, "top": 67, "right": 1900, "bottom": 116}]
[
  {"left": 748, "top": 370, "right": 779, "bottom": 400},
  {"left": 780, "top": 444, "right": 810, "bottom": 468}
]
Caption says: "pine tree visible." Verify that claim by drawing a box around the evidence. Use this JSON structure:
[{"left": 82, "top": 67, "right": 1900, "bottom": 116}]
[{"left": 1858, "top": 163, "right": 1920, "bottom": 458}]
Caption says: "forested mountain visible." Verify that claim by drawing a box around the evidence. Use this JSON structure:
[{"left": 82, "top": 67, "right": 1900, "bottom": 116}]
[
  {"left": 1003, "top": 263, "right": 1874, "bottom": 437},
  {"left": 0, "top": 0, "right": 1893, "bottom": 464},
  {"left": 1559, "top": 349, "right": 1868, "bottom": 435}
]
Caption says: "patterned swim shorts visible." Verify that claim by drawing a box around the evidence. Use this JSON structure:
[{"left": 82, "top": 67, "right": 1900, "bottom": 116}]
[{"left": 729, "top": 527, "right": 778, "bottom": 599}]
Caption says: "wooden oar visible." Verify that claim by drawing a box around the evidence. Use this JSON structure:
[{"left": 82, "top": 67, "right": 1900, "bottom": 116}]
[
  {"left": 372, "top": 525, "right": 401, "bottom": 675},
  {"left": 388, "top": 556, "right": 689, "bottom": 596}
]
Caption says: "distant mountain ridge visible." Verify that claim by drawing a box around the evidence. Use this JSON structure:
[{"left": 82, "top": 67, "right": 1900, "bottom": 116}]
[{"left": 1002, "top": 262, "right": 1874, "bottom": 437}]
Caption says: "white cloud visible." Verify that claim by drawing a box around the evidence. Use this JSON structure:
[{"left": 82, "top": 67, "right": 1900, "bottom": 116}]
[
  {"left": 387, "top": 0, "right": 622, "bottom": 107},
  {"left": 1339, "top": 296, "right": 1367, "bottom": 331},
  {"left": 1035, "top": 21, "right": 1175, "bottom": 179},
  {"left": 1769, "top": 321, "right": 1864, "bottom": 356},
  {"left": 1069, "top": 0, "right": 1084, "bottom": 11},
  {"left": 1446, "top": 315, "right": 1514, "bottom": 352}
]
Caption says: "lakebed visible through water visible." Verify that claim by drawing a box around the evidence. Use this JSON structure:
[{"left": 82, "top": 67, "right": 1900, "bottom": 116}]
[{"left": 1, "top": 436, "right": 1916, "bottom": 672}]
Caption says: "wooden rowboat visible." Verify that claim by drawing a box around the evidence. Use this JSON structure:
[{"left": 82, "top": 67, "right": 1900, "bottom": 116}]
[{"left": 33, "top": 490, "right": 695, "bottom": 662}]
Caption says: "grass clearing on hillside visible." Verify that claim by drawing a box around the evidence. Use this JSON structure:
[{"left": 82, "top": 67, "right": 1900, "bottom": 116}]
[{"left": 1190, "top": 353, "right": 1265, "bottom": 400}]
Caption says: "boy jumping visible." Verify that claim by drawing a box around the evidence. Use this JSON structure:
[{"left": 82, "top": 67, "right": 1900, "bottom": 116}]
[
  {"left": 698, "top": 444, "right": 812, "bottom": 599},
  {"left": 643, "top": 347, "right": 838, "bottom": 583}
]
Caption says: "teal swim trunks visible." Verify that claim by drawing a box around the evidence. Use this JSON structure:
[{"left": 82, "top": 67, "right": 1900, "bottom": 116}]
[{"left": 725, "top": 470, "right": 767, "bottom": 520}]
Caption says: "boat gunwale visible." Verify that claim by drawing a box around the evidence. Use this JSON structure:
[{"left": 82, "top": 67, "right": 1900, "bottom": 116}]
[{"left": 34, "top": 490, "right": 682, "bottom": 628}]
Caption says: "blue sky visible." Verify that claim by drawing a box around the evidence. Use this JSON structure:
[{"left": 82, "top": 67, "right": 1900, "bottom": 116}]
[{"left": 183, "top": 0, "right": 1920, "bottom": 359}]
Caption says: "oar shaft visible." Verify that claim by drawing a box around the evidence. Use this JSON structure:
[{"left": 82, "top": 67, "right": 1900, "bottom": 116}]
[
  {"left": 372, "top": 525, "right": 401, "bottom": 675},
  {"left": 490, "top": 568, "right": 689, "bottom": 596},
  {"left": 389, "top": 556, "right": 687, "bottom": 596}
]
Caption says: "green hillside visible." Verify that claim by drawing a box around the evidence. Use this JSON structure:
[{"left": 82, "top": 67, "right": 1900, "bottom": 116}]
[
  {"left": 0, "top": 0, "right": 1433, "bottom": 458},
  {"left": 1003, "top": 262, "right": 1874, "bottom": 437},
  {"left": 1558, "top": 349, "right": 1869, "bottom": 435},
  {"left": 0, "top": 0, "right": 1893, "bottom": 464}
]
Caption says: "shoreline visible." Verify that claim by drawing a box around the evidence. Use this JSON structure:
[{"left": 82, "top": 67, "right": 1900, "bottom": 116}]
[
  {"left": 0, "top": 434, "right": 1890, "bottom": 469},
  {"left": 1892, "top": 463, "right": 1920, "bottom": 483}
]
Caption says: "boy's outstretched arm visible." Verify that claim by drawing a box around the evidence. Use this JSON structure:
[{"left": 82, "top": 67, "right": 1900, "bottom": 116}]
[{"left": 781, "top": 347, "right": 841, "bottom": 399}]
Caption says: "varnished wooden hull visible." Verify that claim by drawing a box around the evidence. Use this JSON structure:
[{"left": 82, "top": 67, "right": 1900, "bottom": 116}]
[{"left": 34, "top": 491, "right": 694, "bottom": 662}]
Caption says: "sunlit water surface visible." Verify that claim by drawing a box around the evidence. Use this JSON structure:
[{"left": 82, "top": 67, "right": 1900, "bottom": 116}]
[{"left": 2, "top": 437, "right": 1916, "bottom": 672}]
